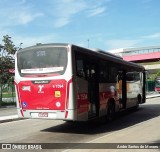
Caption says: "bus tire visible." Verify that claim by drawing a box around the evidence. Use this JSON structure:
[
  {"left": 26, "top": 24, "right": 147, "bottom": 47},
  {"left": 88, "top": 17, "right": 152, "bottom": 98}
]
[
  {"left": 135, "top": 95, "right": 141, "bottom": 109},
  {"left": 106, "top": 101, "right": 115, "bottom": 121},
  {"left": 137, "top": 95, "right": 141, "bottom": 104}
]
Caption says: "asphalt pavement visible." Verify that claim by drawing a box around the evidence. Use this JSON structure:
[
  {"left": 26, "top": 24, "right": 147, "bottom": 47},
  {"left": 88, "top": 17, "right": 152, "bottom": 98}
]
[{"left": 67, "top": 115, "right": 160, "bottom": 152}]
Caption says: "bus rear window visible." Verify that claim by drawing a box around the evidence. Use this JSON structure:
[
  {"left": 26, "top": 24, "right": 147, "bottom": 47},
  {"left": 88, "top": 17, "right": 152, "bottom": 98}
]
[{"left": 17, "top": 47, "right": 68, "bottom": 77}]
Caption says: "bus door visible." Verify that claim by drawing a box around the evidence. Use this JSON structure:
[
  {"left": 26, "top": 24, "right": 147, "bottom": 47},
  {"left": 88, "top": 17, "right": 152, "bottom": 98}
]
[
  {"left": 118, "top": 71, "right": 127, "bottom": 109},
  {"left": 142, "top": 71, "right": 146, "bottom": 103},
  {"left": 86, "top": 62, "right": 99, "bottom": 118}
]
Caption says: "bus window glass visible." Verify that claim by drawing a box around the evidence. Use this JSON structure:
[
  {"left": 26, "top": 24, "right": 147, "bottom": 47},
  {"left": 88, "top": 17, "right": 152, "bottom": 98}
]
[
  {"left": 76, "top": 60, "right": 85, "bottom": 78},
  {"left": 109, "top": 66, "right": 118, "bottom": 83},
  {"left": 99, "top": 61, "right": 108, "bottom": 83},
  {"left": 17, "top": 47, "right": 68, "bottom": 76},
  {"left": 126, "top": 72, "right": 140, "bottom": 81}
]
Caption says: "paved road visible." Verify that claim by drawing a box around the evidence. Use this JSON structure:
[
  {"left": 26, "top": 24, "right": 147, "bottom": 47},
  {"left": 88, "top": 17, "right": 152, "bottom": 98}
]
[{"left": 0, "top": 98, "right": 160, "bottom": 151}]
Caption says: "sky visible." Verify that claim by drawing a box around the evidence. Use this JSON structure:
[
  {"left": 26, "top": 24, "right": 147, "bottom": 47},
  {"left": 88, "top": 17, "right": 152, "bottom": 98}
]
[{"left": 0, "top": 0, "right": 160, "bottom": 51}]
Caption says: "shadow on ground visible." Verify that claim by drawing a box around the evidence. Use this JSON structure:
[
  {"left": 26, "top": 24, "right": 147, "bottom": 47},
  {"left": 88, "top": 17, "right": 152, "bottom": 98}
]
[{"left": 42, "top": 103, "right": 160, "bottom": 135}]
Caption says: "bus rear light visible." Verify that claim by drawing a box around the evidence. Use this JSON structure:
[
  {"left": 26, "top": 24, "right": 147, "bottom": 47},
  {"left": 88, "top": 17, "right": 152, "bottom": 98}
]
[{"left": 65, "top": 111, "right": 68, "bottom": 118}]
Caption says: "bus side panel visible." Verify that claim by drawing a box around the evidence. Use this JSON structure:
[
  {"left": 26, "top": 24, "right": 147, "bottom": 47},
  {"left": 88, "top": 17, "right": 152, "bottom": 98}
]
[
  {"left": 63, "top": 77, "right": 78, "bottom": 121},
  {"left": 76, "top": 77, "right": 89, "bottom": 121},
  {"left": 99, "top": 83, "right": 118, "bottom": 116},
  {"left": 99, "top": 83, "right": 107, "bottom": 117},
  {"left": 126, "top": 81, "right": 141, "bottom": 108}
]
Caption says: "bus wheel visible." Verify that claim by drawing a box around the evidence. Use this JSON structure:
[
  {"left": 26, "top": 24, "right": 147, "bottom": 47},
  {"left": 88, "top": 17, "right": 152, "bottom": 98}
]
[
  {"left": 106, "top": 101, "right": 115, "bottom": 121},
  {"left": 135, "top": 95, "right": 141, "bottom": 109},
  {"left": 138, "top": 95, "right": 141, "bottom": 104}
]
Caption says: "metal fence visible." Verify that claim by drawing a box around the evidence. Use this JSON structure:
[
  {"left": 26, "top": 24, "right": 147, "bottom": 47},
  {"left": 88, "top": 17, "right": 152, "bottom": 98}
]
[
  {"left": 146, "top": 80, "right": 155, "bottom": 92},
  {"left": 0, "top": 83, "right": 15, "bottom": 103}
]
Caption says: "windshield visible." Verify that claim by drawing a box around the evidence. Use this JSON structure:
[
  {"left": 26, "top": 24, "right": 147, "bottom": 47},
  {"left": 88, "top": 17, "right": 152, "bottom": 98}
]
[{"left": 17, "top": 46, "right": 68, "bottom": 77}]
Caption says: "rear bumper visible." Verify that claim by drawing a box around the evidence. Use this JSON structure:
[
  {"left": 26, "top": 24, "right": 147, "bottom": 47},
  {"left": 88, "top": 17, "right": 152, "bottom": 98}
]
[{"left": 17, "top": 108, "right": 76, "bottom": 121}]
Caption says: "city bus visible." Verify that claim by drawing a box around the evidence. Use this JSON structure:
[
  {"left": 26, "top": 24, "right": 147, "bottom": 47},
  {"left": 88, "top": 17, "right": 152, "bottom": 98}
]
[
  {"left": 155, "top": 77, "right": 160, "bottom": 93},
  {"left": 14, "top": 43, "right": 146, "bottom": 121}
]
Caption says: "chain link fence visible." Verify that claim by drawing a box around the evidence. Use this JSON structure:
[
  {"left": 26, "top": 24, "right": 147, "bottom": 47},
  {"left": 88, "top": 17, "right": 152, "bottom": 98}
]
[
  {"left": 0, "top": 83, "right": 16, "bottom": 106},
  {"left": 146, "top": 80, "right": 155, "bottom": 92}
]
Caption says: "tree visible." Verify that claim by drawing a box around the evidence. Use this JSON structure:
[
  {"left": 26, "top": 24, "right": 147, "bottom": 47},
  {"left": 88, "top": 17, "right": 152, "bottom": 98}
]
[
  {"left": 0, "top": 35, "right": 21, "bottom": 107},
  {"left": 156, "top": 70, "right": 160, "bottom": 77}
]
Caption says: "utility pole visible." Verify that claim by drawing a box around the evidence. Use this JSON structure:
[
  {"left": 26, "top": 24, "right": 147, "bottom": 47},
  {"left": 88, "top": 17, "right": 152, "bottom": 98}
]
[{"left": 87, "top": 39, "right": 89, "bottom": 48}]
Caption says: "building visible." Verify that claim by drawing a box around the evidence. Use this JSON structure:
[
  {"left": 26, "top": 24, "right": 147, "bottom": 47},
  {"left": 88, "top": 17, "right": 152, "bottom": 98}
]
[{"left": 108, "top": 46, "right": 160, "bottom": 75}]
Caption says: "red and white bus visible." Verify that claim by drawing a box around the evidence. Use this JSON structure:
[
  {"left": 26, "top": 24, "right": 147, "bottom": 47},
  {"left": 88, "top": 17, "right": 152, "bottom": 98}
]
[{"left": 14, "top": 43, "right": 146, "bottom": 121}]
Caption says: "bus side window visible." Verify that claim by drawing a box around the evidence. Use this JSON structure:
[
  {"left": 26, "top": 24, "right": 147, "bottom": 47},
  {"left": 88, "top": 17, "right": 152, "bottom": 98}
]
[
  {"left": 99, "top": 61, "right": 108, "bottom": 83},
  {"left": 109, "top": 66, "right": 118, "bottom": 83},
  {"left": 126, "top": 72, "right": 140, "bottom": 82},
  {"left": 76, "top": 60, "right": 85, "bottom": 78}
]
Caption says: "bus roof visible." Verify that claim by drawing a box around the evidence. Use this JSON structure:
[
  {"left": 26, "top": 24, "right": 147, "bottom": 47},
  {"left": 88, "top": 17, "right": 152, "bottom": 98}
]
[
  {"left": 72, "top": 44, "right": 145, "bottom": 72},
  {"left": 18, "top": 43, "right": 145, "bottom": 72},
  {"left": 18, "top": 43, "right": 69, "bottom": 52}
]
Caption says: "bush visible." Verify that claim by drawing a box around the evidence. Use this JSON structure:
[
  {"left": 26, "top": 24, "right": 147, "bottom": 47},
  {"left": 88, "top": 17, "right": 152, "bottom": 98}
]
[
  {"left": 156, "top": 70, "right": 160, "bottom": 77},
  {"left": 1, "top": 101, "right": 16, "bottom": 106}
]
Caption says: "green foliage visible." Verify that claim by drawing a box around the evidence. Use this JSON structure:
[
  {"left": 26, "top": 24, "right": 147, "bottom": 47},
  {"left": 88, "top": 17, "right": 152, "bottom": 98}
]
[
  {"left": 1, "top": 101, "right": 16, "bottom": 106},
  {"left": 156, "top": 70, "right": 160, "bottom": 77},
  {"left": 1, "top": 35, "right": 17, "bottom": 55},
  {"left": 0, "top": 35, "right": 21, "bottom": 106}
]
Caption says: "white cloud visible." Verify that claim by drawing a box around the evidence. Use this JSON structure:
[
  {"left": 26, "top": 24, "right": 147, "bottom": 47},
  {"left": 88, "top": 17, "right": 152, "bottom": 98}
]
[
  {"left": 87, "top": 7, "right": 106, "bottom": 17},
  {"left": 10, "top": 11, "right": 43, "bottom": 25},
  {"left": 141, "top": 33, "right": 160, "bottom": 39},
  {"left": 52, "top": 0, "right": 87, "bottom": 27},
  {"left": 105, "top": 39, "right": 140, "bottom": 50},
  {"left": 50, "top": 0, "right": 108, "bottom": 28},
  {"left": 0, "top": 0, "right": 109, "bottom": 29},
  {"left": 11, "top": 34, "right": 59, "bottom": 48},
  {"left": 105, "top": 34, "right": 160, "bottom": 50},
  {"left": 54, "top": 18, "right": 71, "bottom": 28},
  {"left": 0, "top": 0, "right": 43, "bottom": 27}
]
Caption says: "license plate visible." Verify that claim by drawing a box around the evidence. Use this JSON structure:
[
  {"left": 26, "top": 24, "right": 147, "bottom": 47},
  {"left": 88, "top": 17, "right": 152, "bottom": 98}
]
[{"left": 38, "top": 112, "right": 48, "bottom": 117}]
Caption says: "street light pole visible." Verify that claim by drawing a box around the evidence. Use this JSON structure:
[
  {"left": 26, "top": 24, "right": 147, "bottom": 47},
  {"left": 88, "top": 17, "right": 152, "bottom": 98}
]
[{"left": 87, "top": 39, "right": 89, "bottom": 48}]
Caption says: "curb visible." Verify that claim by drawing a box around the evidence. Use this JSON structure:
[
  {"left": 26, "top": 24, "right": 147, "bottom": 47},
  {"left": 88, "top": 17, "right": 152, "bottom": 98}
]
[
  {"left": 0, "top": 118, "right": 24, "bottom": 123},
  {"left": 0, "top": 115, "right": 27, "bottom": 123},
  {"left": 146, "top": 94, "right": 160, "bottom": 99},
  {"left": 0, "top": 115, "right": 18, "bottom": 123}
]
